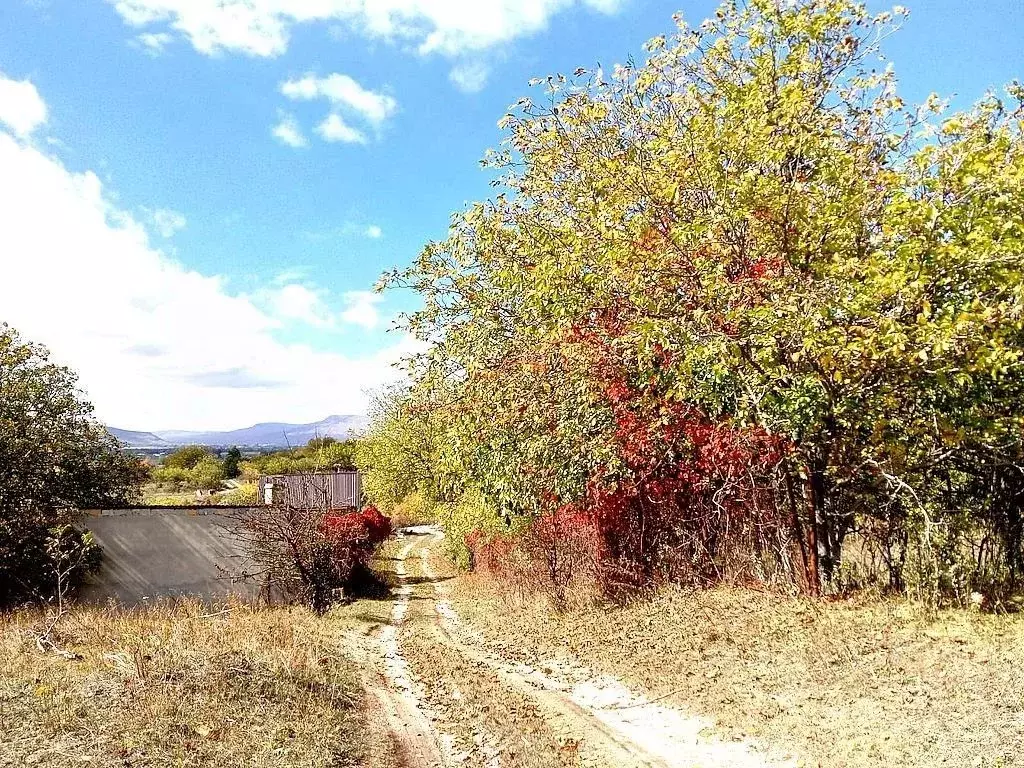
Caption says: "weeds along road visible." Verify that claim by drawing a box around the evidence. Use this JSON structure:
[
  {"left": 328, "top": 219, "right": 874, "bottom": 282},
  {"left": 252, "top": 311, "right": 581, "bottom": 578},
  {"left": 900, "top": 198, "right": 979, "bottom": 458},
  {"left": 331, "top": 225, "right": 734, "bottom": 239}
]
[{"left": 356, "top": 527, "right": 796, "bottom": 768}]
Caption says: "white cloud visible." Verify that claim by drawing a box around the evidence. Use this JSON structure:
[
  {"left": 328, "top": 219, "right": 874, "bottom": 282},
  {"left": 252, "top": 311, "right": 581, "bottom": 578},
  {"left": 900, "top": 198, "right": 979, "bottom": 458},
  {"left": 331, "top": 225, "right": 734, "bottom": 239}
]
[
  {"left": 281, "top": 74, "right": 394, "bottom": 146},
  {"left": 449, "top": 61, "right": 490, "bottom": 93},
  {"left": 0, "top": 113, "right": 414, "bottom": 430},
  {"left": 316, "top": 113, "right": 366, "bottom": 144},
  {"left": 271, "top": 112, "right": 307, "bottom": 148},
  {"left": 143, "top": 206, "right": 186, "bottom": 237},
  {"left": 111, "top": 0, "right": 290, "bottom": 57},
  {"left": 0, "top": 72, "right": 47, "bottom": 137},
  {"left": 257, "top": 278, "right": 389, "bottom": 332},
  {"left": 107, "top": 0, "right": 622, "bottom": 59},
  {"left": 281, "top": 74, "right": 397, "bottom": 127},
  {"left": 365, "top": 224, "right": 382, "bottom": 239},
  {"left": 341, "top": 290, "right": 383, "bottom": 330},
  {"left": 136, "top": 31, "right": 173, "bottom": 54},
  {"left": 261, "top": 283, "right": 335, "bottom": 328}
]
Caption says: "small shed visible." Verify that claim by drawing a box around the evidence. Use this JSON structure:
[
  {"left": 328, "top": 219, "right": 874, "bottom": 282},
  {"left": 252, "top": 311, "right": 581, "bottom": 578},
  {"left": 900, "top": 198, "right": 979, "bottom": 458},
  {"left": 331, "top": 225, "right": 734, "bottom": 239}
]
[{"left": 258, "top": 470, "right": 363, "bottom": 511}]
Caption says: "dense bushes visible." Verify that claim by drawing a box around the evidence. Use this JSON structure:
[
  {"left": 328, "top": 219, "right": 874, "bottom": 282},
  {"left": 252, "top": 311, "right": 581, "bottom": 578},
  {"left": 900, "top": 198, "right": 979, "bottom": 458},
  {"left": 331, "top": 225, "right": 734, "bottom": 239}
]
[
  {"left": 150, "top": 438, "right": 357, "bottom": 495},
  {"left": 149, "top": 446, "right": 227, "bottom": 492},
  {"left": 357, "top": 385, "right": 444, "bottom": 513},
  {"left": 386, "top": 491, "right": 434, "bottom": 529},
  {"left": 365, "top": 0, "right": 1024, "bottom": 608},
  {"left": 240, "top": 438, "right": 358, "bottom": 480},
  {"left": 231, "top": 491, "right": 392, "bottom": 613},
  {"left": 218, "top": 482, "right": 259, "bottom": 506}
]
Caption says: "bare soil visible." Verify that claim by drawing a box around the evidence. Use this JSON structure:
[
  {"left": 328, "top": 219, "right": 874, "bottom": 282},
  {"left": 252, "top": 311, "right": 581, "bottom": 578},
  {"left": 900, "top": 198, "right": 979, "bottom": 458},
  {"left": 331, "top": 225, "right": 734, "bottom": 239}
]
[
  {"left": 377, "top": 529, "right": 792, "bottom": 768},
  {"left": 6, "top": 533, "right": 1019, "bottom": 768},
  {"left": 446, "top": 573, "right": 1024, "bottom": 768}
]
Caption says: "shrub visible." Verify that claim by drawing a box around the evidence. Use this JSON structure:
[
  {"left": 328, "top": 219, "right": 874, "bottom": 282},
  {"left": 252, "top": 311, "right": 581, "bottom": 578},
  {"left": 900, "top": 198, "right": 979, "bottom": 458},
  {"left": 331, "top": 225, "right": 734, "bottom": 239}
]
[
  {"left": 1, "top": 324, "right": 143, "bottom": 608},
  {"left": 238, "top": 461, "right": 261, "bottom": 484},
  {"left": 163, "top": 445, "right": 210, "bottom": 470},
  {"left": 323, "top": 506, "right": 394, "bottom": 600},
  {"left": 228, "top": 493, "right": 393, "bottom": 614},
  {"left": 467, "top": 507, "right": 603, "bottom": 608},
  {"left": 388, "top": 491, "right": 435, "bottom": 528},
  {"left": 149, "top": 465, "right": 189, "bottom": 487},
  {"left": 3, "top": 525, "right": 104, "bottom": 607},
  {"left": 440, "top": 489, "right": 510, "bottom": 570},
  {"left": 189, "top": 458, "right": 226, "bottom": 491},
  {"left": 219, "top": 483, "right": 259, "bottom": 506}
]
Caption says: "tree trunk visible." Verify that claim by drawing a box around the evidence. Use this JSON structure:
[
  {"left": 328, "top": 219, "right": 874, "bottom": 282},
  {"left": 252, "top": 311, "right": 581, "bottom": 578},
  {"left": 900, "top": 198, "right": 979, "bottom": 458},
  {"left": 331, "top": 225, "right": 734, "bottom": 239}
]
[
  {"left": 803, "top": 465, "right": 822, "bottom": 596},
  {"left": 785, "top": 465, "right": 815, "bottom": 595}
]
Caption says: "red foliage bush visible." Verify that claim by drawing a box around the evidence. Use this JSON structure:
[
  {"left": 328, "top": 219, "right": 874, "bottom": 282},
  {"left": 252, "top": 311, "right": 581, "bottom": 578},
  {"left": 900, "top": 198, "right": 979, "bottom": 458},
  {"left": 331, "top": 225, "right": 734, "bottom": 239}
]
[
  {"left": 581, "top": 347, "right": 793, "bottom": 591},
  {"left": 320, "top": 505, "right": 394, "bottom": 601},
  {"left": 527, "top": 504, "right": 604, "bottom": 589},
  {"left": 469, "top": 320, "right": 797, "bottom": 600},
  {"left": 467, "top": 514, "right": 603, "bottom": 607},
  {"left": 232, "top": 503, "right": 394, "bottom": 613},
  {"left": 324, "top": 505, "right": 393, "bottom": 551}
]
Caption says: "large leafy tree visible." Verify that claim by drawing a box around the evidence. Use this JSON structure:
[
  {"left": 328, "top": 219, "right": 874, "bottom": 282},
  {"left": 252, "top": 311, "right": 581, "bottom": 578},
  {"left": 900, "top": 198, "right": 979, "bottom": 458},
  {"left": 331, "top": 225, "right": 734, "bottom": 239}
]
[
  {"left": 163, "top": 445, "right": 211, "bottom": 470},
  {"left": 357, "top": 383, "right": 454, "bottom": 512},
  {"left": 379, "top": 0, "right": 1024, "bottom": 599},
  {"left": 0, "top": 324, "right": 145, "bottom": 606},
  {"left": 223, "top": 446, "right": 243, "bottom": 479}
]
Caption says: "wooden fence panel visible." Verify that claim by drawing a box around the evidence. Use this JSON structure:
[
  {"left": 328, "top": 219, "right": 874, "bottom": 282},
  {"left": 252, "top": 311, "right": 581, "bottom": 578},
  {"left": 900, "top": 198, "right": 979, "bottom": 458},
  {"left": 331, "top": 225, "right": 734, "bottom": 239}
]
[{"left": 257, "top": 471, "right": 362, "bottom": 510}]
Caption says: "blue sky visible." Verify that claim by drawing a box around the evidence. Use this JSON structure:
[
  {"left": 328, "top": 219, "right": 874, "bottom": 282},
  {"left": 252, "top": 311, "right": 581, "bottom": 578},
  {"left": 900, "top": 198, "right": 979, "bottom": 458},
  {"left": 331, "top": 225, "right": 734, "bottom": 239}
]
[{"left": 0, "top": 0, "right": 1021, "bottom": 430}]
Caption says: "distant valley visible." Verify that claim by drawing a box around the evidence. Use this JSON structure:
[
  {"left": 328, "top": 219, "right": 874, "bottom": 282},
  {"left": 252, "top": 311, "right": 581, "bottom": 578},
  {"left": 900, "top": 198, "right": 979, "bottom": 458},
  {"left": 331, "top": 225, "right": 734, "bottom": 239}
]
[{"left": 108, "top": 415, "right": 368, "bottom": 449}]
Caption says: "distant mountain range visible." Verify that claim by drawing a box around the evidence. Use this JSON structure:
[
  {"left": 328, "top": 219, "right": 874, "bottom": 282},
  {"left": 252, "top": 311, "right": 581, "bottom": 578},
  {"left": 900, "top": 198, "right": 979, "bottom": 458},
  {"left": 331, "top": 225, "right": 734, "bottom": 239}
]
[{"left": 108, "top": 415, "right": 369, "bottom": 449}]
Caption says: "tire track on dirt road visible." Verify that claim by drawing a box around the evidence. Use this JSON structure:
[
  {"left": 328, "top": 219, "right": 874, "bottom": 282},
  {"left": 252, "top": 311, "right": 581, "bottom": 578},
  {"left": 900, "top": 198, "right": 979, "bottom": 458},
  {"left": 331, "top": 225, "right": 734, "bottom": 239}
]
[
  {"left": 412, "top": 531, "right": 665, "bottom": 768},
  {"left": 349, "top": 535, "right": 448, "bottom": 768},
  {"left": 398, "top": 529, "right": 573, "bottom": 768},
  {"left": 413, "top": 530, "right": 798, "bottom": 768}
]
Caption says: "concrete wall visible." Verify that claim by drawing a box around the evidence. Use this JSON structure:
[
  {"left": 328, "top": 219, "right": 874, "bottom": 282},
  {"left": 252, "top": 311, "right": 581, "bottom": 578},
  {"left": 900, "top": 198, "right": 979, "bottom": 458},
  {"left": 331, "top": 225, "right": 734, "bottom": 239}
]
[{"left": 79, "top": 508, "right": 263, "bottom": 605}]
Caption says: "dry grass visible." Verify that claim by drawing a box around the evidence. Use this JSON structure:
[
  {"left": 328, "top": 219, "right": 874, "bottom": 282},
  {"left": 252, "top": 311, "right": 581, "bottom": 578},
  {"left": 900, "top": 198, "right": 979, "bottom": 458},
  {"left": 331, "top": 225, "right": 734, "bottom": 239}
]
[
  {"left": 449, "top": 576, "right": 1024, "bottom": 768},
  {"left": 384, "top": 494, "right": 437, "bottom": 530},
  {"left": 139, "top": 482, "right": 258, "bottom": 506},
  {"left": 139, "top": 485, "right": 203, "bottom": 506},
  {"left": 0, "top": 600, "right": 395, "bottom": 768}
]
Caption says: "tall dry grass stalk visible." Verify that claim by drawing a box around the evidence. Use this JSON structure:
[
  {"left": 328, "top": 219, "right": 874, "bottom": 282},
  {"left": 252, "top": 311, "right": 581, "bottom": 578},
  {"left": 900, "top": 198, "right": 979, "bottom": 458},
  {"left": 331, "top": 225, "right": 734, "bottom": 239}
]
[{"left": 0, "top": 600, "right": 384, "bottom": 767}]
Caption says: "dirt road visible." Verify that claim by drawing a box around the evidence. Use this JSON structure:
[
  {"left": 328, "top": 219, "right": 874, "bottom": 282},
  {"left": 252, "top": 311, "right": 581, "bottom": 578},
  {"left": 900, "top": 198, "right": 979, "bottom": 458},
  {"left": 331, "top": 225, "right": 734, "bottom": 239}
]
[{"left": 356, "top": 527, "right": 796, "bottom": 768}]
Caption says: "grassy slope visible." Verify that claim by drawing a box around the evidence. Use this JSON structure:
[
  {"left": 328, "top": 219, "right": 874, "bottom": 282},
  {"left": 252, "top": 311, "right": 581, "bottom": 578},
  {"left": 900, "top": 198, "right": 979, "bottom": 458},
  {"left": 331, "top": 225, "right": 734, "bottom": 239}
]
[
  {"left": 448, "top": 576, "right": 1024, "bottom": 768},
  {"left": 0, "top": 600, "right": 396, "bottom": 768},
  {"left": 140, "top": 482, "right": 259, "bottom": 506},
  {"left": 7, "top": 549, "right": 1021, "bottom": 768}
]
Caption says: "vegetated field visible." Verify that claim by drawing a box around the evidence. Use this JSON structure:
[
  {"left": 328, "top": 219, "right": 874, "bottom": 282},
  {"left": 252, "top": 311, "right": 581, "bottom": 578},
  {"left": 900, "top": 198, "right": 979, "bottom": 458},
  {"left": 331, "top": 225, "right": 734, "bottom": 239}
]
[
  {"left": 0, "top": 600, "right": 397, "bottom": 768},
  {"left": 139, "top": 484, "right": 204, "bottom": 506},
  {"left": 447, "top": 575, "right": 1024, "bottom": 768},
  {"left": 140, "top": 482, "right": 259, "bottom": 507},
  {"left": 4, "top": 533, "right": 1023, "bottom": 768}
]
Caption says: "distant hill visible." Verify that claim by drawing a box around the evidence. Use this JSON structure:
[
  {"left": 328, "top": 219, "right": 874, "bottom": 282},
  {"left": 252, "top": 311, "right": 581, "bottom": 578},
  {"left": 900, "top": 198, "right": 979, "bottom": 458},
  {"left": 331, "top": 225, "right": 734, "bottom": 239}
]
[
  {"left": 107, "top": 428, "right": 170, "bottom": 448},
  {"left": 108, "top": 415, "right": 368, "bottom": 449}
]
